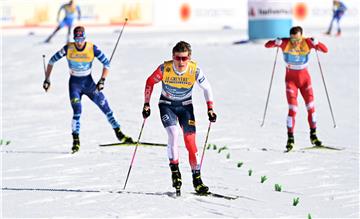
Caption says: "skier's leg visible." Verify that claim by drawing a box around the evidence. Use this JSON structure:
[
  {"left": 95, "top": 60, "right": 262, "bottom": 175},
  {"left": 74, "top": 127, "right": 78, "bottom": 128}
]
[
  {"left": 300, "top": 72, "right": 322, "bottom": 146},
  {"left": 85, "top": 79, "right": 132, "bottom": 142},
  {"left": 165, "top": 126, "right": 180, "bottom": 164},
  {"left": 178, "top": 104, "right": 208, "bottom": 194},
  {"left": 336, "top": 16, "right": 341, "bottom": 36},
  {"left": 159, "top": 104, "right": 182, "bottom": 190},
  {"left": 285, "top": 70, "right": 299, "bottom": 151},
  {"left": 89, "top": 91, "right": 120, "bottom": 128},
  {"left": 69, "top": 80, "right": 82, "bottom": 152},
  {"left": 166, "top": 126, "right": 182, "bottom": 190},
  {"left": 286, "top": 81, "right": 298, "bottom": 134},
  {"left": 45, "top": 26, "right": 61, "bottom": 43},
  {"left": 326, "top": 17, "right": 335, "bottom": 34},
  {"left": 67, "top": 25, "right": 72, "bottom": 43}
]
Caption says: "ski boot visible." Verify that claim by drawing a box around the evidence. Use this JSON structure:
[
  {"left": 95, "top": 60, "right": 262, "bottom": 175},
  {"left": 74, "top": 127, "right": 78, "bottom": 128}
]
[
  {"left": 72, "top": 133, "right": 80, "bottom": 153},
  {"left": 192, "top": 170, "right": 209, "bottom": 195},
  {"left": 286, "top": 133, "right": 295, "bottom": 152},
  {"left": 114, "top": 128, "right": 134, "bottom": 144},
  {"left": 170, "top": 163, "right": 182, "bottom": 196},
  {"left": 310, "top": 128, "right": 323, "bottom": 147}
]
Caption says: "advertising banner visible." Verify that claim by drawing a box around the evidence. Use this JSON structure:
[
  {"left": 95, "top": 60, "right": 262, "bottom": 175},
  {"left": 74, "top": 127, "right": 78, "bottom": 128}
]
[{"left": 248, "top": 0, "right": 293, "bottom": 40}]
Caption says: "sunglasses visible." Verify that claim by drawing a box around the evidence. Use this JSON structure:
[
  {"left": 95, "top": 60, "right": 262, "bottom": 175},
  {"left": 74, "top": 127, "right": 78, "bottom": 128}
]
[
  {"left": 290, "top": 37, "right": 302, "bottom": 43},
  {"left": 174, "top": 56, "right": 189, "bottom": 61}
]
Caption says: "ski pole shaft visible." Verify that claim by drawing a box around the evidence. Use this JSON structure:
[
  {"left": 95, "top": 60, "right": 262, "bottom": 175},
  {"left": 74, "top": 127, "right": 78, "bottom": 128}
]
[
  {"left": 261, "top": 47, "right": 279, "bottom": 127},
  {"left": 315, "top": 50, "right": 337, "bottom": 128},
  {"left": 123, "top": 119, "right": 146, "bottom": 190},
  {"left": 200, "top": 122, "right": 212, "bottom": 169},
  {"left": 42, "top": 54, "right": 46, "bottom": 75},
  {"left": 109, "top": 18, "right": 128, "bottom": 63}
]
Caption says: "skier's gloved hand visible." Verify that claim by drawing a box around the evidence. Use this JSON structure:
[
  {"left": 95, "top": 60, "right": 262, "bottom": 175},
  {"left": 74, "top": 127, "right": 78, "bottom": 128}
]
[
  {"left": 142, "top": 103, "right": 151, "bottom": 119},
  {"left": 96, "top": 78, "right": 105, "bottom": 91},
  {"left": 310, "top": 37, "right": 319, "bottom": 46},
  {"left": 275, "top": 38, "right": 282, "bottom": 46},
  {"left": 43, "top": 79, "right": 50, "bottom": 92},
  {"left": 208, "top": 109, "right": 217, "bottom": 122}
]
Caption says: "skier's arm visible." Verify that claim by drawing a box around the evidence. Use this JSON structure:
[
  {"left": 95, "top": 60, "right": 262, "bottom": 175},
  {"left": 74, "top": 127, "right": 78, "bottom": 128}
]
[
  {"left": 306, "top": 38, "right": 328, "bottom": 53},
  {"left": 265, "top": 38, "right": 287, "bottom": 49},
  {"left": 142, "top": 65, "right": 163, "bottom": 118},
  {"left": 94, "top": 45, "right": 110, "bottom": 79},
  {"left": 144, "top": 65, "right": 163, "bottom": 104},
  {"left": 196, "top": 68, "right": 217, "bottom": 122},
  {"left": 93, "top": 45, "right": 110, "bottom": 90},
  {"left": 43, "top": 45, "right": 67, "bottom": 91},
  {"left": 196, "top": 68, "right": 214, "bottom": 109},
  {"left": 76, "top": 5, "right": 81, "bottom": 20},
  {"left": 47, "top": 45, "right": 68, "bottom": 79}
]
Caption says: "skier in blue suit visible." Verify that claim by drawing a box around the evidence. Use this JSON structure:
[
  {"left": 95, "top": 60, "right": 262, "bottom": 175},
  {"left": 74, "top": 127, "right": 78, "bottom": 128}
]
[
  {"left": 43, "top": 26, "right": 133, "bottom": 153},
  {"left": 325, "top": 0, "right": 347, "bottom": 36},
  {"left": 45, "top": 0, "right": 81, "bottom": 43}
]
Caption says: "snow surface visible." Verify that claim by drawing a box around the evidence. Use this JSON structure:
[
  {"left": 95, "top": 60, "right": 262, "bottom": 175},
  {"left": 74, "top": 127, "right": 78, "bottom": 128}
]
[{"left": 1, "top": 27, "right": 359, "bottom": 218}]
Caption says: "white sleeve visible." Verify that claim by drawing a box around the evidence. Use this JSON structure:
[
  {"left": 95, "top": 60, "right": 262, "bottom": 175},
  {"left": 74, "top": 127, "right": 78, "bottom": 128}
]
[{"left": 196, "top": 67, "right": 214, "bottom": 103}]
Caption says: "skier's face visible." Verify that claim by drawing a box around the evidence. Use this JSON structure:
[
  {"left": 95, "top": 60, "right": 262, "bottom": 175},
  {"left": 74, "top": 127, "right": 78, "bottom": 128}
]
[
  {"left": 290, "top": 32, "right": 302, "bottom": 46},
  {"left": 173, "top": 51, "right": 190, "bottom": 72}
]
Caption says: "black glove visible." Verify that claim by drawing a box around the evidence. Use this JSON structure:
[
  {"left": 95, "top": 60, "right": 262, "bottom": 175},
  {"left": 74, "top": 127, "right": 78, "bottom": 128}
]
[
  {"left": 96, "top": 78, "right": 105, "bottom": 91},
  {"left": 208, "top": 109, "right": 217, "bottom": 122},
  {"left": 43, "top": 79, "right": 50, "bottom": 92},
  {"left": 142, "top": 103, "right": 151, "bottom": 119}
]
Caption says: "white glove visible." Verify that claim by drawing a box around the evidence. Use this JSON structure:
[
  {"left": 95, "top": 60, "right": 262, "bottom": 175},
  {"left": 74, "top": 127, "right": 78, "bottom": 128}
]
[
  {"left": 311, "top": 38, "right": 319, "bottom": 46},
  {"left": 275, "top": 38, "right": 282, "bottom": 46}
]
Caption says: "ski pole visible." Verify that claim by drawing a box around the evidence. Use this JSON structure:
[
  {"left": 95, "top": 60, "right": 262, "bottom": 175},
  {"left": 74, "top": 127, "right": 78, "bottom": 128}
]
[
  {"left": 123, "top": 119, "right": 146, "bottom": 190},
  {"left": 42, "top": 54, "right": 46, "bottom": 75},
  {"left": 200, "top": 122, "right": 212, "bottom": 169},
  {"left": 260, "top": 47, "right": 279, "bottom": 127},
  {"left": 109, "top": 18, "right": 128, "bottom": 63},
  {"left": 315, "top": 50, "right": 337, "bottom": 128}
]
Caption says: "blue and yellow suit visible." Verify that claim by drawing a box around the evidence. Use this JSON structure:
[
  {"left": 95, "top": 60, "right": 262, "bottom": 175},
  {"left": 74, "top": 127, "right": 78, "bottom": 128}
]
[
  {"left": 49, "top": 42, "right": 120, "bottom": 135},
  {"left": 58, "top": 3, "right": 81, "bottom": 28}
]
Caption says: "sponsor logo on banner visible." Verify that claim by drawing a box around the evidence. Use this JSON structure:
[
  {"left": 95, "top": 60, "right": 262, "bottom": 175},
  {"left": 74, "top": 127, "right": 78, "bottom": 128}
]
[
  {"left": 248, "top": 0, "right": 292, "bottom": 20},
  {"left": 180, "top": 3, "right": 191, "bottom": 21},
  {"left": 294, "top": 2, "right": 308, "bottom": 20}
]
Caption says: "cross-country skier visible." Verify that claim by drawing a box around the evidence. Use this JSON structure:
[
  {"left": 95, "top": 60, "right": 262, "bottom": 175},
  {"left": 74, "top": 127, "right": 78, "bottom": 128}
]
[
  {"left": 325, "top": 0, "right": 347, "bottom": 36},
  {"left": 43, "top": 26, "right": 133, "bottom": 153},
  {"left": 265, "top": 26, "right": 328, "bottom": 152},
  {"left": 142, "top": 41, "right": 217, "bottom": 194},
  {"left": 44, "top": 0, "right": 81, "bottom": 43}
]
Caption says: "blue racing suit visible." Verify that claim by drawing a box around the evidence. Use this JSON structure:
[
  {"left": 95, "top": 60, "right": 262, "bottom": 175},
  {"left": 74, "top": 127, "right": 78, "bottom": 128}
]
[{"left": 48, "top": 42, "right": 120, "bottom": 134}]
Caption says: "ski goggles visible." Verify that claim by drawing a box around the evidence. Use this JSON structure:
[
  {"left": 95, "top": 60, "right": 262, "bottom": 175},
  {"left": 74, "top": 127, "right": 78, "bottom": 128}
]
[
  {"left": 174, "top": 56, "right": 189, "bottom": 62},
  {"left": 290, "top": 37, "right": 302, "bottom": 43},
  {"left": 74, "top": 37, "right": 85, "bottom": 43}
]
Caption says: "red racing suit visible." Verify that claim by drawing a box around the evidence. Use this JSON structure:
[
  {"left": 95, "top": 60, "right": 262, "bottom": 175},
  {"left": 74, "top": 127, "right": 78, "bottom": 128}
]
[
  {"left": 265, "top": 38, "right": 328, "bottom": 133},
  {"left": 144, "top": 61, "right": 214, "bottom": 170}
]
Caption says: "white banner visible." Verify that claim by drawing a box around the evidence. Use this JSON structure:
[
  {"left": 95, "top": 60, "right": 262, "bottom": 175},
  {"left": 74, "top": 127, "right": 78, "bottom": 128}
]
[{"left": 248, "top": 0, "right": 293, "bottom": 20}]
